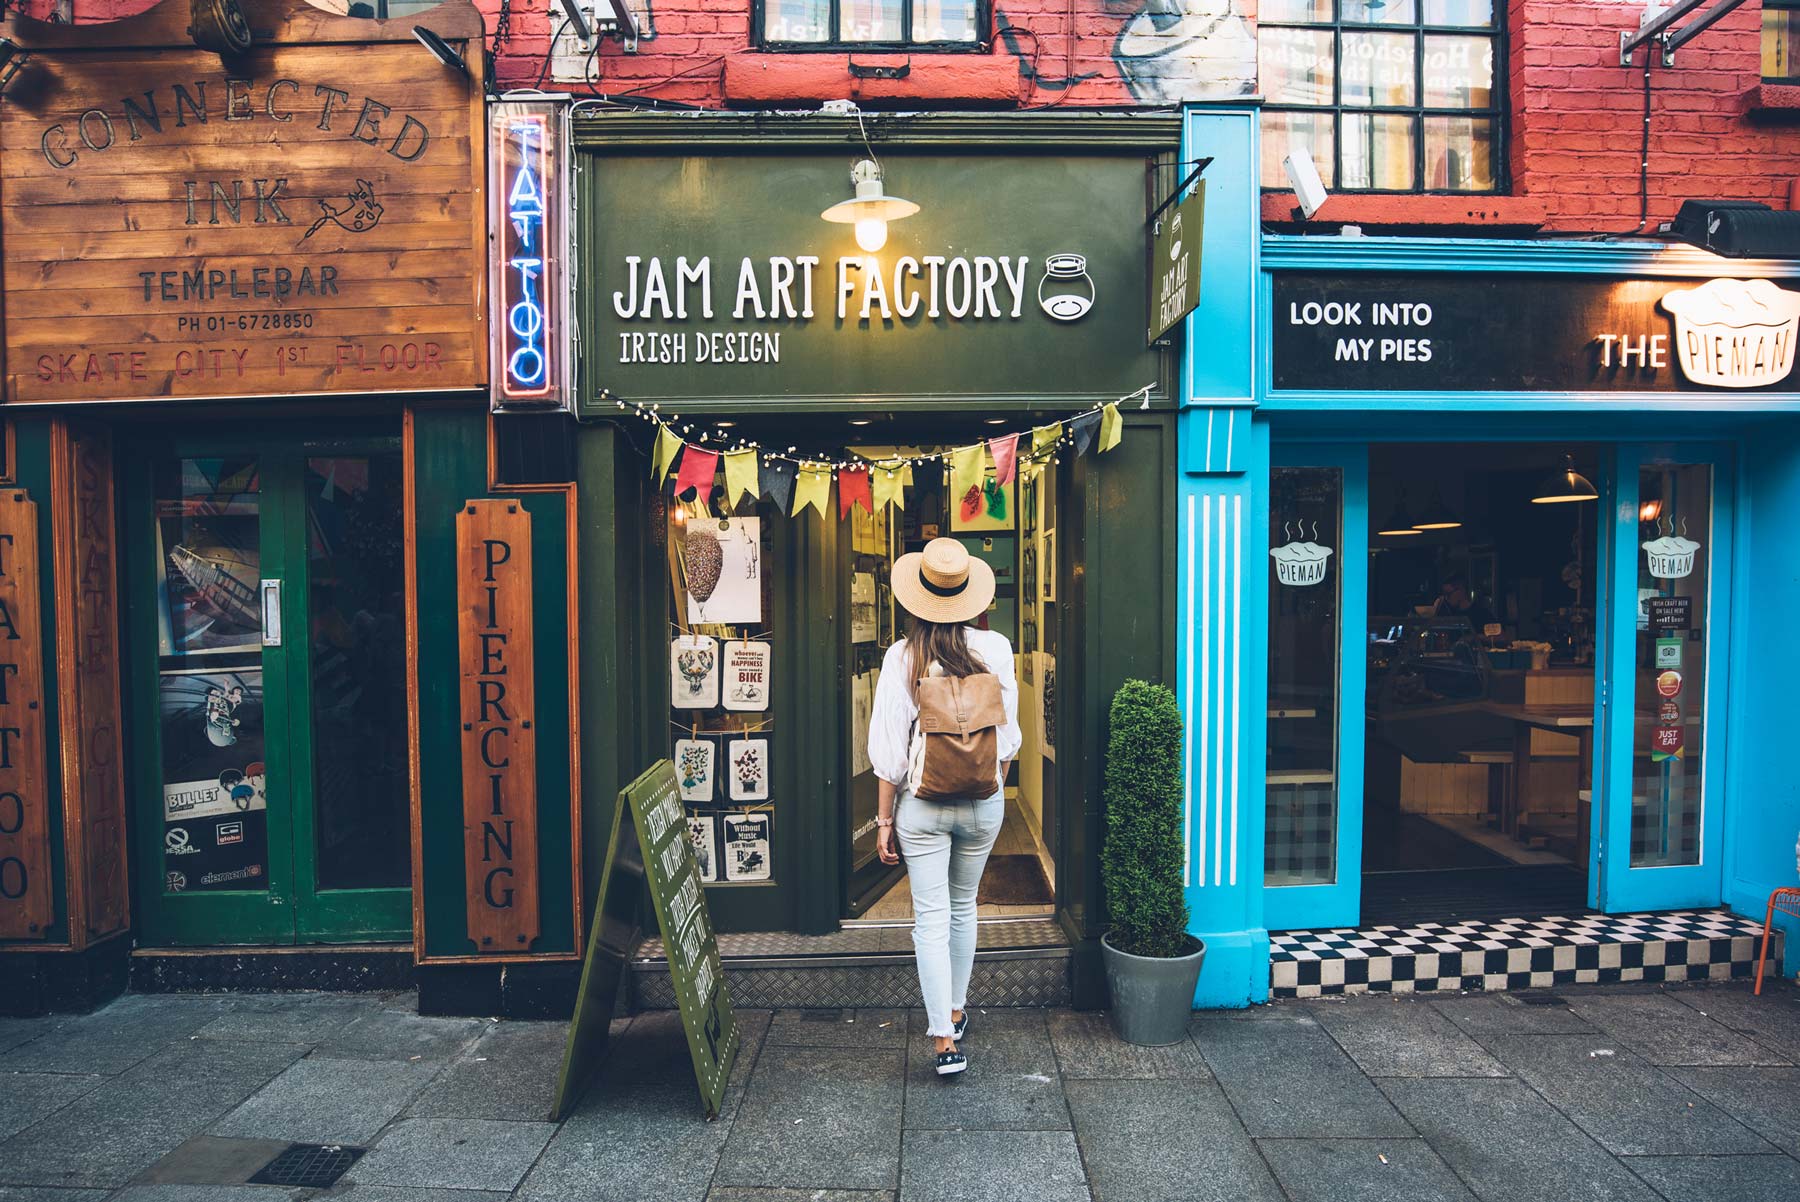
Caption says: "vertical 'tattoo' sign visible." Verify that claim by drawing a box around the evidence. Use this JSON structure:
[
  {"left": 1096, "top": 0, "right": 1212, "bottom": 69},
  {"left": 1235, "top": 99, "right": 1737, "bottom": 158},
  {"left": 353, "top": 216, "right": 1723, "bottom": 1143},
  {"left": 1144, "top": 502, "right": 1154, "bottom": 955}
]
[
  {"left": 456, "top": 500, "right": 539, "bottom": 953},
  {"left": 0, "top": 490, "right": 51, "bottom": 938}
]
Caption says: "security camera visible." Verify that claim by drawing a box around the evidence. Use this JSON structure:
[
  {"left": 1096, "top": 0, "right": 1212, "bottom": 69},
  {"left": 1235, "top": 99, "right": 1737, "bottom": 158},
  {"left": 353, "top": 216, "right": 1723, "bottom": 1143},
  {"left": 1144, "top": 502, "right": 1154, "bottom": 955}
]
[{"left": 1284, "top": 149, "right": 1329, "bottom": 221}]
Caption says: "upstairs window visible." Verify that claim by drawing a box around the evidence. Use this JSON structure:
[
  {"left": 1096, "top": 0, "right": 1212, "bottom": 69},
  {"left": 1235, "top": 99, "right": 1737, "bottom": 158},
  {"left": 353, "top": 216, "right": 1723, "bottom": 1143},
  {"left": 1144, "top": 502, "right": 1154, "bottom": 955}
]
[
  {"left": 1766, "top": 1, "right": 1800, "bottom": 81},
  {"left": 757, "top": 0, "right": 989, "bottom": 50},
  {"left": 1259, "top": 1, "right": 1503, "bottom": 194}
]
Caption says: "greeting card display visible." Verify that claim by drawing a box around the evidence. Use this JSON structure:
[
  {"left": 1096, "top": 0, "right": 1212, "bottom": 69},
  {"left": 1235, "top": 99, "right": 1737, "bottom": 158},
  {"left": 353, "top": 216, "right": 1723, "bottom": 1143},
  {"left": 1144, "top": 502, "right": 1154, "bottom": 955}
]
[
  {"left": 726, "top": 738, "right": 770, "bottom": 802},
  {"left": 722, "top": 812, "right": 772, "bottom": 882},
  {"left": 688, "top": 815, "right": 719, "bottom": 883},
  {"left": 675, "top": 738, "right": 716, "bottom": 803},
  {"left": 722, "top": 640, "right": 772, "bottom": 713},
  {"left": 671, "top": 635, "right": 720, "bottom": 710},
  {"left": 685, "top": 518, "right": 762, "bottom": 625}
]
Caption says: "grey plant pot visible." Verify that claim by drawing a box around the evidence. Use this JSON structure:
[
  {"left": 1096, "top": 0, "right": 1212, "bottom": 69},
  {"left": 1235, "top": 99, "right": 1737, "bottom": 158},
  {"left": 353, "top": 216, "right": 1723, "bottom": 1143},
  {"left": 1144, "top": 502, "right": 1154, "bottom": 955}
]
[{"left": 1101, "top": 932, "right": 1206, "bottom": 1046}]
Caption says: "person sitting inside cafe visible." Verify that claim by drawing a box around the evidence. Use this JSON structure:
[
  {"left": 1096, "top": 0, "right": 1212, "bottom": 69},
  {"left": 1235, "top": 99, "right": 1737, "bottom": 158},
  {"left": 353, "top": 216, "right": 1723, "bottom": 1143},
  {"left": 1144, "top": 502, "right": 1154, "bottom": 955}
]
[{"left": 1435, "top": 573, "right": 1497, "bottom": 632}]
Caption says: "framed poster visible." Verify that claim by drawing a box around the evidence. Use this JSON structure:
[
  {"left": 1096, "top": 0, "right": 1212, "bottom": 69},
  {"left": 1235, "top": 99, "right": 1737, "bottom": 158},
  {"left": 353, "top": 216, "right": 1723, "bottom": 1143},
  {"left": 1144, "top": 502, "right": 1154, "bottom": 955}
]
[
  {"left": 671, "top": 635, "right": 720, "bottom": 710},
  {"left": 675, "top": 737, "right": 716, "bottom": 803},
  {"left": 687, "top": 814, "right": 719, "bottom": 883},
  {"left": 952, "top": 473, "right": 1015, "bottom": 533},
  {"left": 851, "top": 572, "right": 878, "bottom": 644},
  {"left": 1042, "top": 529, "right": 1057, "bottom": 601},
  {"left": 685, "top": 517, "right": 762, "bottom": 625},
  {"left": 725, "top": 737, "right": 770, "bottom": 802},
  {"left": 721, "top": 640, "right": 772, "bottom": 712},
  {"left": 722, "top": 812, "right": 772, "bottom": 882}
]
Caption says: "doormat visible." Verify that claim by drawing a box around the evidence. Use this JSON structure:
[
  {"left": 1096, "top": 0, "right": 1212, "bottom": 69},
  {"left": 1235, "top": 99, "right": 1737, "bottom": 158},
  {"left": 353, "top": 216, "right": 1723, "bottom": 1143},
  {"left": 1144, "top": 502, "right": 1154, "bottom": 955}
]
[{"left": 979, "top": 855, "right": 1053, "bottom": 906}]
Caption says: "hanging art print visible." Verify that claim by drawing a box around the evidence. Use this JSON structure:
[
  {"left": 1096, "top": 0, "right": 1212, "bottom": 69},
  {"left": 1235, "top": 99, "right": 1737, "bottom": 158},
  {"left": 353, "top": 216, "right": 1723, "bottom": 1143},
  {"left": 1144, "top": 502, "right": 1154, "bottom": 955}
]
[
  {"left": 671, "top": 635, "right": 720, "bottom": 709},
  {"left": 685, "top": 517, "right": 762, "bottom": 625},
  {"left": 722, "top": 640, "right": 772, "bottom": 712},
  {"left": 726, "top": 738, "right": 770, "bottom": 802},
  {"left": 159, "top": 668, "right": 270, "bottom": 893},
  {"left": 688, "top": 815, "right": 719, "bottom": 883},
  {"left": 155, "top": 460, "right": 265, "bottom": 656},
  {"left": 722, "top": 811, "right": 772, "bottom": 882},
  {"left": 675, "top": 738, "right": 716, "bottom": 803}
]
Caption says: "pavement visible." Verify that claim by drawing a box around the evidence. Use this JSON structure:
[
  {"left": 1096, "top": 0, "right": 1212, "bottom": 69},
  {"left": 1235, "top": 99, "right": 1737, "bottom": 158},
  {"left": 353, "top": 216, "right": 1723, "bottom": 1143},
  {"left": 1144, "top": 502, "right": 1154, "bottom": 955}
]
[{"left": 4, "top": 979, "right": 1800, "bottom": 1201}]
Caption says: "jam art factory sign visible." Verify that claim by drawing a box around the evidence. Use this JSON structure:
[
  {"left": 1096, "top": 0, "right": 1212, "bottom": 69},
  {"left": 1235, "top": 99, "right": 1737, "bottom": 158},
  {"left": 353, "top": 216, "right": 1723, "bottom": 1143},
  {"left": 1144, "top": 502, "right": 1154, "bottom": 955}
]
[
  {"left": 583, "top": 151, "right": 1163, "bottom": 414},
  {"left": 1271, "top": 273, "right": 1800, "bottom": 394},
  {"left": 0, "top": 2, "right": 487, "bottom": 404}
]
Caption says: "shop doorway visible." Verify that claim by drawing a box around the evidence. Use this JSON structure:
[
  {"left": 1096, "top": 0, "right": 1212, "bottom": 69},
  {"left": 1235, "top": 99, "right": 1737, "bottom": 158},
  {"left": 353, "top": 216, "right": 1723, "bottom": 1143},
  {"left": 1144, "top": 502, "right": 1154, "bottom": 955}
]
[
  {"left": 125, "top": 433, "right": 412, "bottom": 946},
  {"left": 1265, "top": 440, "right": 1731, "bottom": 932}
]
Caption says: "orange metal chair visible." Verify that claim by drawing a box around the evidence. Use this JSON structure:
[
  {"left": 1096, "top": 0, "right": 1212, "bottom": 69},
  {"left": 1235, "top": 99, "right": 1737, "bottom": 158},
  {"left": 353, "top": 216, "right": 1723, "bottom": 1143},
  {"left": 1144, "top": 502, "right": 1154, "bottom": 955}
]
[{"left": 1755, "top": 887, "right": 1800, "bottom": 995}]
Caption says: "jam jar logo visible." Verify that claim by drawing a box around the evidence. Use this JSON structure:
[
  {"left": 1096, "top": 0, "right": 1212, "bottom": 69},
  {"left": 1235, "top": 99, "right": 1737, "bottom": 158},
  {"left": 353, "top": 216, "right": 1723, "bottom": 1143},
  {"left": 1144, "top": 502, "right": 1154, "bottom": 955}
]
[
  {"left": 1660, "top": 278, "right": 1800, "bottom": 389},
  {"left": 1038, "top": 253, "right": 1095, "bottom": 321}
]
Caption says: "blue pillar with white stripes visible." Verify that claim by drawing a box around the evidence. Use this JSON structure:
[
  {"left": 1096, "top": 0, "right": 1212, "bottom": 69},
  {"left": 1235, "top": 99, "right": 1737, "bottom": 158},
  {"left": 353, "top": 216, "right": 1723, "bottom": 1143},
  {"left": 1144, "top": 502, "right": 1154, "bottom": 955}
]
[{"left": 1178, "top": 105, "right": 1268, "bottom": 1007}]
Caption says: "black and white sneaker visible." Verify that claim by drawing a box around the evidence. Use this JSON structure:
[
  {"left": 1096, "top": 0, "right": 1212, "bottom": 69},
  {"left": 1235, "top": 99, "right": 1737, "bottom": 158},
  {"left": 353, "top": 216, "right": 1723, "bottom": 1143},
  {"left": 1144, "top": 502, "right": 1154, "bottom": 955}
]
[
  {"left": 952, "top": 1011, "right": 969, "bottom": 1042},
  {"left": 935, "top": 1048, "right": 967, "bottom": 1076}
]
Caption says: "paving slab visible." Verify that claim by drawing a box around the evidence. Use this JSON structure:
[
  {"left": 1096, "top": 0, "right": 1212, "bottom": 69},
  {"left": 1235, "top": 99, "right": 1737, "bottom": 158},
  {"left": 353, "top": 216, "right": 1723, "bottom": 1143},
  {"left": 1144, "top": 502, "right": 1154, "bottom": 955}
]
[
  {"left": 0, "top": 1016, "right": 63, "bottom": 1057},
  {"left": 714, "top": 1045, "right": 904, "bottom": 1191},
  {"left": 1669, "top": 1066, "right": 1800, "bottom": 1158},
  {"left": 345, "top": 1117, "right": 557, "bottom": 1193},
  {"left": 0, "top": 1189, "right": 109, "bottom": 1202},
  {"left": 1667, "top": 984, "right": 1800, "bottom": 1062},
  {"left": 1479, "top": 1033, "right": 1776, "bottom": 1157},
  {"left": 1301, "top": 997, "right": 1508, "bottom": 1078},
  {"left": 405, "top": 1020, "right": 567, "bottom": 1122},
  {"left": 130, "top": 1134, "right": 291, "bottom": 1185},
  {"left": 1431, "top": 995, "right": 1595, "bottom": 1035},
  {"left": 309, "top": 1009, "right": 487, "bottom": 1063},
  {"left": 1381, "top": 1077, "right": 1659, "bottom": 1202},
  {"left": 1256, "top": 1137, "right": 1477, "bottom": 1202},
  {"left": 1188, "top": 1008, "right": 1413, "bottom": 1138},
  {"left": 108, "top": 1188, "right": 292, "bottom": 1202},
  {"left": 212, "top": 1055, "right": 444, "bottom": 1144},
  {"left": 193, "top": 993, "right": 382, "bottom": 1046},
  {"left": 316, "top": 1188, "right": 511, "bottom": 1202},
  {"left": 898, "top": 1130, "right": 1089, "bottom": 1202},
  {"left": 0, "top": 1037, "right": 304, "bottom": 1189},
  {"left": 903, "top": 1009, "right": 1066, "bottom": 1132},
  {"left": 765, "top": 1009, "right": 910, "bottom": 1049},
  {"left": 1065, "top": 1078, "right": 1281, "bottom": 1202},
  {"left": 1044, "top": 1011, "right": 1210, "bottom": 1080},
  {"left": 0, "top": 1073, "right": 106, "bottom": 1142},
  {"left": 0, "top": 994, "right": 239, "bottom": 1075},
  {"left": 1565, "top": 993, "right": 1792, "bottom": 1066},
  {"left": 707, "top": 1192, "right": 896, "bottom": 1202},
  {"left": 1621, "top": 1154, "right": 1800, "bottom": 1202}
]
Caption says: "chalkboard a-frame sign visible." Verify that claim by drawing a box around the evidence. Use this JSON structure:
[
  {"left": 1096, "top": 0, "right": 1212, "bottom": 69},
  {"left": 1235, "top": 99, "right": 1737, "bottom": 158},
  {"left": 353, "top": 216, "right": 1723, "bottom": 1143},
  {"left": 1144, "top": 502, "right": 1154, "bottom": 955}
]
[{"left": 552, "top": 760, "right": 739, "bottom": 1120}]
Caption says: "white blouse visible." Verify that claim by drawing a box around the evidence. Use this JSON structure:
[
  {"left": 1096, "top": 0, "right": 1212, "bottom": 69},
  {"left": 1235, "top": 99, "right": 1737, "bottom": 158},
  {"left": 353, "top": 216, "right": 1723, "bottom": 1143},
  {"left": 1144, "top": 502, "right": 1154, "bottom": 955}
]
[{"left": 867, "top": 627, "right": 1022, "bottom": 788}]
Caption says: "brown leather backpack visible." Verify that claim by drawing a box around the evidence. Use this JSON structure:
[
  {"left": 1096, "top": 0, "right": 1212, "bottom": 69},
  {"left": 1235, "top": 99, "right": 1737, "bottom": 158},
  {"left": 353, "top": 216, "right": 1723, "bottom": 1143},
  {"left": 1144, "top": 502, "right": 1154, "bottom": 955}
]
[{"left": 910, "top": 671, "right": 1005, "bottom": 801}]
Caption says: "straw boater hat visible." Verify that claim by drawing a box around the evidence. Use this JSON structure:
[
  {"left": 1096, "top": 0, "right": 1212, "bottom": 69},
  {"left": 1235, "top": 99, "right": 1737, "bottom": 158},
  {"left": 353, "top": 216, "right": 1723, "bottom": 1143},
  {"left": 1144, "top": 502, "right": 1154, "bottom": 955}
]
[{"left": 891, "top": 537, "right": 995, "bottom": 626}]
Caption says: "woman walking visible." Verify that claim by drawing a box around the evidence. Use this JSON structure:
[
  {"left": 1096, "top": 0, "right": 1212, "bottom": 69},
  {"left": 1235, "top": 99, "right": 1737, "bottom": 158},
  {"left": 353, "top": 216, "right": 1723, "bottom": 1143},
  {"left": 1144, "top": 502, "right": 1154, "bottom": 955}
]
[{"left": 869, "top": 538, "right": 1021, "bottom": 1076}]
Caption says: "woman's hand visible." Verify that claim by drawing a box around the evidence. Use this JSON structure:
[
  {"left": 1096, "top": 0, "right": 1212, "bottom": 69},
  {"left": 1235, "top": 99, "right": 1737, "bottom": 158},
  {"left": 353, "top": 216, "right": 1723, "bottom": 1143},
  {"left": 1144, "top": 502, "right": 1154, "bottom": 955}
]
[{"left": 877, "top": 824, "right": 900, "bottom": 865}]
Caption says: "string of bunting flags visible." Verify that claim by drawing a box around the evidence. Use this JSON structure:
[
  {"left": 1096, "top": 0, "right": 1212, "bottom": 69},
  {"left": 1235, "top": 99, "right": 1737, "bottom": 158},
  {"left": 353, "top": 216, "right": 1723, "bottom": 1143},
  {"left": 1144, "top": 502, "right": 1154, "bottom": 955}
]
[{"left": 610, "top": 383, "right": 1153, "bottom": 520}]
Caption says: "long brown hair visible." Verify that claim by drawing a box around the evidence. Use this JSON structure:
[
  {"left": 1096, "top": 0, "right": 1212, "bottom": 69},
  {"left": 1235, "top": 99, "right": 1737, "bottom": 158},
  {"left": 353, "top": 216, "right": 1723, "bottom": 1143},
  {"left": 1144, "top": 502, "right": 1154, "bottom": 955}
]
[{"left": 905, "top": 614, "right": 987, "bottom": 696}]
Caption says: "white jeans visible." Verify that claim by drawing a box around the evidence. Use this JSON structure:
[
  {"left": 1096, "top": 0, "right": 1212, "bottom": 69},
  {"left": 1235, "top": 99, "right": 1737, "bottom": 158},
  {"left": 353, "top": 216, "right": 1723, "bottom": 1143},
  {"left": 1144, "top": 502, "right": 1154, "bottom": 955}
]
[{"left": 896, "top": 790, "right": 1005, "bottom": 1039}]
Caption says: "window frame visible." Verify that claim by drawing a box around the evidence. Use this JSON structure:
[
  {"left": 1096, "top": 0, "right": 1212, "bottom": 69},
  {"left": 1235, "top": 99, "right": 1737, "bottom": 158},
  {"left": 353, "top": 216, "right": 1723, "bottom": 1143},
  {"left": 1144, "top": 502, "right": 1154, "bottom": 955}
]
[
  {"left": 752, "top": 0, "right": 994, "bottom": 54},
  {"left": 1260, "top": 2, "right": 1509, "bottom": 197}
]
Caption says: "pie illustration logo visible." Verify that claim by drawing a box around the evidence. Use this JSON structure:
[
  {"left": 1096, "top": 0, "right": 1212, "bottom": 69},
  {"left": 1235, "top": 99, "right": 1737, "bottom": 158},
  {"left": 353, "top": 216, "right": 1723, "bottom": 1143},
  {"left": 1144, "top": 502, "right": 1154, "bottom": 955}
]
[
  {"left": 302, "top": 178, "right": 384, "bottom": 242},
  {"left": 1660, "top": 278, "right": 1800, "bottom": 389}
]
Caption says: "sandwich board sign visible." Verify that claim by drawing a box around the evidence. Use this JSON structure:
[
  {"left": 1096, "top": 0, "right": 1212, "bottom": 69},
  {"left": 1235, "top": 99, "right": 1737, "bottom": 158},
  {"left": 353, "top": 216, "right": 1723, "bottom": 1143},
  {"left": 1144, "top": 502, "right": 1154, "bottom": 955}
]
[{"left": 551, "top": 760, "right": 738, "bottom": 1120}]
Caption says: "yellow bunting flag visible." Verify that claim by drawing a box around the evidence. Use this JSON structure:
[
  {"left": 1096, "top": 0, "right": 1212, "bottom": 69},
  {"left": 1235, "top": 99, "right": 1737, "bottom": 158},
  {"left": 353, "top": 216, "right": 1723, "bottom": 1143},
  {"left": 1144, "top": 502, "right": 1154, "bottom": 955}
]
[
  {"left": 948, "top": 444, "right": 986, "bottom": 515},
  {"left": 1098, "top": 402, "right": 1123, "bottom": 453},
  {"left": 652, "top": 424, "right": 683, "bottom": 482},
  {"left": 723, "top": 449, "right": 759, "bottom": 505},
  {"left": 792, "top": 464, "right": 832, "bottom": 519},
  {"left": 872, "top": 462, "right": 908, "bottom": 511},
  {"left": 1032, "top": 422, "right": 1064, "bottom": 456}
]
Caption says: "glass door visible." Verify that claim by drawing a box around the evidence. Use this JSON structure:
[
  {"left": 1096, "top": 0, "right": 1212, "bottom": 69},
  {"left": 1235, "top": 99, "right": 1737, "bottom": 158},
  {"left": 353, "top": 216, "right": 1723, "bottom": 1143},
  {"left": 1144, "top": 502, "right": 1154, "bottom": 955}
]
[
  {"left": 129, "top": 435, "right": 411, "bottom": 946},
  {"left": 1595, "top": 444, "right": 1733, "bottom": 913},
  {"left": 1263, "top": 445, "right": 1368, "bottom": 931}
]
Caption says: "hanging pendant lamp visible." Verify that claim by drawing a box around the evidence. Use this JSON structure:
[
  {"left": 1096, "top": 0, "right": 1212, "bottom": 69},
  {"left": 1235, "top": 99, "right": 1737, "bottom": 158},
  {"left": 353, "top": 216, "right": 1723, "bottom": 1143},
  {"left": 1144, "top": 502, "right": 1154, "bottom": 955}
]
[
  {"left": 1377, "top": 491, "right": 1423, "bottom": 536},
  {"left": 1531, "top": 454, "right": 1599, "bottom": 504},
  {"left": 1411, "top": 486, "right": 1462, "bottom": 530}
]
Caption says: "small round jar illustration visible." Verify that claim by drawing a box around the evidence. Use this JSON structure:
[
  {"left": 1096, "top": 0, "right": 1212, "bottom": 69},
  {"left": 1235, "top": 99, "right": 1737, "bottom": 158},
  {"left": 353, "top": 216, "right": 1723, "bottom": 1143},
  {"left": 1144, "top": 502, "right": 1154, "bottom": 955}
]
[{"left": 1038, "top": 253, "right": 1095, "bottom": 321}]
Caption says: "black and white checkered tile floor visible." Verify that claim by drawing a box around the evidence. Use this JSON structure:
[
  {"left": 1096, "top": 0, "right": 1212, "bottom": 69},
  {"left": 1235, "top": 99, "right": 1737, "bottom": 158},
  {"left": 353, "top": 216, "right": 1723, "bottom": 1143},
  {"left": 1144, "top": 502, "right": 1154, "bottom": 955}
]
[{"left": 1271, "top": 909, "right": 1781, "bottom": 999}]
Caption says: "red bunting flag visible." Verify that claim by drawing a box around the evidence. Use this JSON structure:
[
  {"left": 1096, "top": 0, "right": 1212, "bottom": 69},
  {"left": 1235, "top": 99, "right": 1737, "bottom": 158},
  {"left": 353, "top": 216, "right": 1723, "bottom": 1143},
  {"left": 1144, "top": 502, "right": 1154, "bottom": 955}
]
[
  {"left": 837, "top": 465, "right": 873, "bottom": 517},
  {"left": 988, "top": 433, "right": 1020, "bottom": 486},
  {"left": 673, "top": 445, "right": 720, "bottom": 498}
]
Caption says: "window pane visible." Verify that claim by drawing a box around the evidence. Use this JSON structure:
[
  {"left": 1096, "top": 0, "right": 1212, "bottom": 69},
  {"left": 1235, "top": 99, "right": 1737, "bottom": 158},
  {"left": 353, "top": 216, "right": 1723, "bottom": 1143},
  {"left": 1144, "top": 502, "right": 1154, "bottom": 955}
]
[
  {"left": 1261, "top": 0, "right": 1333, "bottom": 20},
  {"left": 1342, "top": 113, "right": 1417, "bottom": 188},
  {"left": 1425, "top": 115, "right": 1495, "bottom": 190},
  {"left": 1342, "top": 32, "right": 1417, "bottom": 106},
  {"left": 1266, "top": 467, "right": 1343, "bottom": 888},
  {"left": 1765, "top": 10, "right": 1800, "bottom": 81},
  {"left": 1631, "top": 465, "right": 1710, "bottom": 869},
  {"left": 841, "top": 0, "right": 903, "bottom": 41},
  {"left": 1344, "top": 0, "right": 1416, "bottom": 24},
  {"left": 1262, "top": 111, "right": 1337, "bottom": 189},
  {"left": 1261, "top": 27, "right": 1336, "bottom": 105},
  {"left": 912, "top": 0, "right": 979, "bottom": 42},
  {"left": 764, "top": 0, "right": 830, "bottom": 42},
  {"left": 1423, "top": 35, "right": 1494, "bottom": 107},
  {"left": 1425, "top": 0, "right": 1494, "bottom": 26}
]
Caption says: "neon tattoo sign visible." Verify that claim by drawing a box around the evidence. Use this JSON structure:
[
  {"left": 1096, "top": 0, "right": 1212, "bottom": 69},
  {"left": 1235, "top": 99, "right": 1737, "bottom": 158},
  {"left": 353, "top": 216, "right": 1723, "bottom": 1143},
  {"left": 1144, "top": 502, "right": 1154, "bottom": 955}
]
[{"left": 489, "top": 102, "right": 567, "bottom": 409}]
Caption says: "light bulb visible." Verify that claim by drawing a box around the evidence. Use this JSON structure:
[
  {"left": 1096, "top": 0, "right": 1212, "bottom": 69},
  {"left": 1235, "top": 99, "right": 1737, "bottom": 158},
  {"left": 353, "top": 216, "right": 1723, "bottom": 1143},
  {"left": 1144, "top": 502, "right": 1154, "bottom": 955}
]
[{"left": 854, "top": 218, "right": 888, "bottom": 253}]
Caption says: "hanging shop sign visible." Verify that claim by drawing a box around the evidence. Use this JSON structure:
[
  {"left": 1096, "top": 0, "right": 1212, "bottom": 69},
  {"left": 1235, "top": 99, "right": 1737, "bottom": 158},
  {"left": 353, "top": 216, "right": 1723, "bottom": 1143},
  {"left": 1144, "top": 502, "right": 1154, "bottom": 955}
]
[
  {"left": 1270, "top": 273, "right": 1800, "bottom": 394},
  {"left": 584, "top": 150, "right": 1162, "bottom": 413},
  {"left": 1148, "top": 183, "right": 1204, "bottom": 344},
  {"left": 489, "top": 98, "right": 573, "bottom": 412},
  {"left": 0, "top": 490, "right": 51, "bottom": 939},
  {"left": 457, "top": 500, "right": 540, "bottom": 953},
  {"left": 0, "top": 0, "right": 487, "bottom": 405}
]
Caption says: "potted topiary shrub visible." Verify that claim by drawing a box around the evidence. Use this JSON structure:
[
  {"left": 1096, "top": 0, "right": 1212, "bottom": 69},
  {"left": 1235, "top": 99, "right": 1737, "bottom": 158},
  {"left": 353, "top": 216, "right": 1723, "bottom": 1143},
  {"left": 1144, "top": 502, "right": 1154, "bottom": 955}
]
[{"left": 1100, "top": 678, "right": 1204, "bottom": 1045}]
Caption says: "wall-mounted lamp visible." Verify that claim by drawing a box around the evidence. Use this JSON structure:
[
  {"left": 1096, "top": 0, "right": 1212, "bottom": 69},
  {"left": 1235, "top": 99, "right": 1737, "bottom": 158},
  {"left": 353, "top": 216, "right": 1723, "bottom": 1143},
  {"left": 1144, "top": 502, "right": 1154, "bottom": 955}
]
[
  {"left": 822, "top": 159, "right": 919, "bottom": 253},
  {"left": 1664, "top": 199, "right": 1800, "bottom": 259},
  {"left": 1531, "top": 455, "right": 1599, "bottom": 504},
  {"left": 414, "top": 26, "right": 469, "bottom": 77},
  {"left": 0, "top": 39, "right": 32, "bottom": 97}
]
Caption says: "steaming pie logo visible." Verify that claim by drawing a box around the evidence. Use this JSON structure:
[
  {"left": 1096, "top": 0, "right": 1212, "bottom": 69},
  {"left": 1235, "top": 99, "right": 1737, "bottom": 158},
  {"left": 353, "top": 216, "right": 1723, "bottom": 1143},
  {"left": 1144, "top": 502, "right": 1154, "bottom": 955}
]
[{"left": 1660, "top": 278, "right": 1800, "bottom": 389}]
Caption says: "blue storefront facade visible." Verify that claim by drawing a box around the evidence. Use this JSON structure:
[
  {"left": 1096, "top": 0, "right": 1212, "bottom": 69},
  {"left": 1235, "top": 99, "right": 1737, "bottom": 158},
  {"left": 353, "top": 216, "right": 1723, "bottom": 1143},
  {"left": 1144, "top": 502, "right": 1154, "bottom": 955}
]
[{"left": 1176, "top": 105, "right": 1800, "bottom": 1008}]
